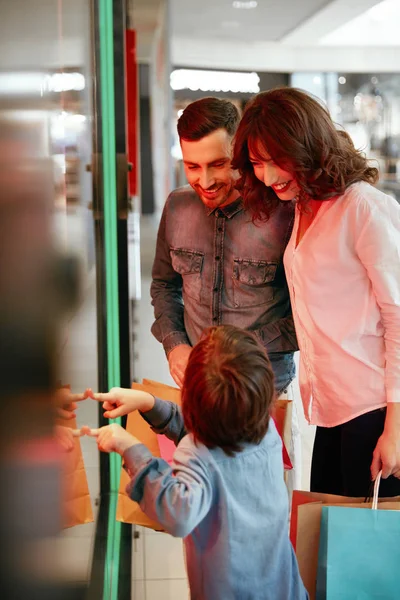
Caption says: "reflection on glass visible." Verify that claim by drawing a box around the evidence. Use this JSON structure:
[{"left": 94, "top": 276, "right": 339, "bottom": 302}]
[{"left": 0, "top": 0, "right": 100, "bottom": 594}]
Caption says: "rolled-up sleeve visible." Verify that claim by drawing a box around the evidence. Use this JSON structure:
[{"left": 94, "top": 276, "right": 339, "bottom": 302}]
[
  {"left": 123, "top": 439, "right": 213, "bottom": 538},
  {"left": 140, "top": 398, "right": 187, "bottom": 445},
  {"left": 355, "top": 195, "right": 400, "bottom": 403}
]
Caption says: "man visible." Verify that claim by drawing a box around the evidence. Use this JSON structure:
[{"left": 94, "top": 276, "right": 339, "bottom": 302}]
[{"left": 150, "top": 97, "right": 300, "bottom": 488}]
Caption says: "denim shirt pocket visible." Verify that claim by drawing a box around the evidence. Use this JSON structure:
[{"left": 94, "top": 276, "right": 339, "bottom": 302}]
[
  {"left": 232, "top": 259, "right": 277, "bottom": 308},
  {"left": 170, "top": 248, "right": 204, "bottom": 301}
]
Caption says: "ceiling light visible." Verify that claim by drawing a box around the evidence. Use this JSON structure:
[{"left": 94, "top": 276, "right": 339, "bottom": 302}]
[
  {"left": 338, "top": 76, "right": 346, "bottom": 84},
  {"left": 45, "top": 73, "right": 85, "bottom": 93},
  {"left": 0, "top": 72, "right": 85, "bottom": 95},
  {"left": 232, "top": 1, "right": 258, "bottom": 9},
  {"left": 170, "top": 69, "right": 260, "bottom": 94}
]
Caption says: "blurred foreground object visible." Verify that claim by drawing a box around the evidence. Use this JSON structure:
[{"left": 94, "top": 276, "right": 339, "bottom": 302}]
[{"left": 0, "top": 113, "right": 81, "bottom": 598}]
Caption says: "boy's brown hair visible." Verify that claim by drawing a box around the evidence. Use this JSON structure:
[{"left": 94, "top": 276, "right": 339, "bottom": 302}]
[{"left": 181, "top": 325, "right": 274, "bottom": 456}]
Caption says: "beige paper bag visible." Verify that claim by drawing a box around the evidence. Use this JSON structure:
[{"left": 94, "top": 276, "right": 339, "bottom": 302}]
[
  {"left": 59, "top": 418, "right": 94, "bottom": 529},
  {"left": 116, "top": 380, "right": 180, "bottom": 531}
]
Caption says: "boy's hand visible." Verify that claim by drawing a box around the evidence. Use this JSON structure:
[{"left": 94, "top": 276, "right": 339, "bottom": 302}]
[
  {"left": 55, "top": 387, "right": 91, "bottom": 420},
  {"left": 82, "top": 423, "right": 140, "bottom": 455},
  {"left": 88, "top": 387, "right": 155, "bottom": 418}
]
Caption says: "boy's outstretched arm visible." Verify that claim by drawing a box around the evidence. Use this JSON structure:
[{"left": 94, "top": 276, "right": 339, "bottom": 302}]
[
  {"left": 90, "top": 388, "right": 155, "bottom": 418},
  {"left": 125, "top": 438, "right": 213, "bottom": 537},
  {"left": 86, "top": 424, "right": 212, "bottom": 537},
  {"left": 90, "top": 387, "right": 187, "bottom": 446},
  {"left": 140, "top": 398, "right": 187, "bottom": 445}
]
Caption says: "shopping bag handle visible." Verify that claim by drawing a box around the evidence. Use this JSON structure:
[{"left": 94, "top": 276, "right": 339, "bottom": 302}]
[{"left": 372, "top": 470, "right": 382, "bottom": 510}]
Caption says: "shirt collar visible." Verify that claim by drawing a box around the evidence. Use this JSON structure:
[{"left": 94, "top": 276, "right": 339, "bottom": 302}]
[{"left": 206, "top": 197, "right": 244, "bottom": 219}]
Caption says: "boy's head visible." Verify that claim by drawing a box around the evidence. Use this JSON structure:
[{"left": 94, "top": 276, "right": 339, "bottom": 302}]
[{"left": 182, "top": 325, "right": 274, "bottom": 455}]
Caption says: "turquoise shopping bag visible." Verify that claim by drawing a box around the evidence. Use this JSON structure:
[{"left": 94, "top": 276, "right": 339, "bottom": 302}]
[{"left": 316, "top": 473, "right": 400, "bottom": 599}]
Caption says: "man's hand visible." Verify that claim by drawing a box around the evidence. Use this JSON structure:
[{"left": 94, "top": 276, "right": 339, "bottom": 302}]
[
  {"left": 82, "top": 423, "right": 140, "bottom": 455},
  {"left": 167, "top": 344, "right": 192, "bottom": 388},
  {"left": 55, "top": 387, "right": 91, "bottom": 420},
  {"left": 88, "top": 387, "right": 155, "bottom": 418}
]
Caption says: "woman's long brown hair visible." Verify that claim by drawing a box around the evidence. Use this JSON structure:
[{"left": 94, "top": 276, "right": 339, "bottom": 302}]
[{"left": 232, "top": 87, "right": 379, "bottom": 220}]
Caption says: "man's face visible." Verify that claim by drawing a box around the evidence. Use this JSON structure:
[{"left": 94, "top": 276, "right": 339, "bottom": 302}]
[{"left": 181, "top": 128, "right": 239, "bottom": 209}]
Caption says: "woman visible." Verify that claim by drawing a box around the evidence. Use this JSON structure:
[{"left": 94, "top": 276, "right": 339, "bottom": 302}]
[{"left": 232, "top": 87, "right": 400, "bottom": 497}]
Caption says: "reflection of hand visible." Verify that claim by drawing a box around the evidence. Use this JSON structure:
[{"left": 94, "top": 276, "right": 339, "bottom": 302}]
[
  {"left": 167, "top": 344, "right": 192, "bottom": 388},
  {"left": 55, "top": 425, "right": 83, "bottom": 452},
  {"left": 371, "top": 430, "right": 400, "bottom": 480},
  {"left": 82, "top": 423, "right": 140, "bottom": 455},
  {"left": 88, "top": 387, "right": 155, "bottom": 418},
  {"left": 55, "top": 387, "right": 91, "bottom": 420}
]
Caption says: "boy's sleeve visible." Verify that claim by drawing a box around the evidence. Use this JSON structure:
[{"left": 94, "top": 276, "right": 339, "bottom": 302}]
[
  {"left": 123, "top": 438, "right": 213, "bottom": 538},
  {"left": 140, "top": 397, "right": 187, "bottom": 445}
]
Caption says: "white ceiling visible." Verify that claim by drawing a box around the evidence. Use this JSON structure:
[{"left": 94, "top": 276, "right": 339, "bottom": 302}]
[
  {"left": 170, "top": 0, "right": 333, "bottom": 44},
  {"left": 0, "top": 0, "right": 91, "bottom": 70},
  {"left": 132, "top": 0, "right": 400, "bottom": 71},
  {"left": 1, "top": 0, "right": 399, "bottom": 73},
  {"left": 319, "top": 0, "right": 400, "bottom": 45}
]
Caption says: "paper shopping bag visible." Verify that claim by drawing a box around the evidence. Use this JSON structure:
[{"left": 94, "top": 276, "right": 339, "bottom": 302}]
[
  {"left": 59, "top": 418, "right": 94, "bottom": 529},
  {"left": 116, "top": 380, "right": 181, "bottom": 531},
  {"left": 271, "top": 399, "right": 293, "bottom": 470},
  {"left": 317, "top": 503, "right": 400, "bottom": 599},
  {"left": 291, "top": 489, "right": 400, "bottom": 600}
]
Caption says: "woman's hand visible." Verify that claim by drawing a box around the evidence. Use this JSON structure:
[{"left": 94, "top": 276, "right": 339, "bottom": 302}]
[
  {"left": 371, "top": 430, "right": 400, "bottom": 480},
  {"left": 82, "top": 423, "right": 141, "bottom": 455},
  {"left": 371, "top": 404, "right": 400, "bottom": 480},
  {"left": 88, "top": 387, "right": 155, "bottom": 419}
]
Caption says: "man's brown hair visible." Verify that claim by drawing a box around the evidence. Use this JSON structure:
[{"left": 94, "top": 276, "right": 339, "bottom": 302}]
[
  {"left": 181, "top": 325, "right": 274, "bottom": 456},
  {"left": 232, "top": 87, "right": 379, "bottom": 220},
  {"left": 177, "top": 97, "right": 240, "bottom": 141}
]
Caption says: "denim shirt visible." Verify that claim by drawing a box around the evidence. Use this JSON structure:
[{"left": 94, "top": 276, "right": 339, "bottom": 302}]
[
  {"left": 123, "top": 399, "right": 308, "bottom": 600},
  {"left": 151, "top": 186, "right": 297, "bottom": 391}
]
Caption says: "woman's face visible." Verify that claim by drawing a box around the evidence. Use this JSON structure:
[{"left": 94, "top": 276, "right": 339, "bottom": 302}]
[{"left": 248, "top": 143, "right": 299, "bottom": 201}]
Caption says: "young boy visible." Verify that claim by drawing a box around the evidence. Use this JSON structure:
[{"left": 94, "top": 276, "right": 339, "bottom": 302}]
[{"left": 87, "top": 326, "right": 308, "bottom": 600}]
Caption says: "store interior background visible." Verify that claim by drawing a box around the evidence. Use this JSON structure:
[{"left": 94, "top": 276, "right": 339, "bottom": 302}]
[{"left": 2, "top": 0, "right": 400, "bottom": 598}]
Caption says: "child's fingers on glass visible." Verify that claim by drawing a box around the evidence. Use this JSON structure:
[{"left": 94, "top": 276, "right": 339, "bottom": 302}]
[
  {"left": 67, "top": 392, "right": 86, "bottom": 402},
  {"left": 57, "top": 407, "right": 76, "bottom": 419},
  {"left": 103, "top": 400, "right": 116, "bottom": 410},
  {"left": 81, "top": 426, "right": 101, "bottom": 437}
]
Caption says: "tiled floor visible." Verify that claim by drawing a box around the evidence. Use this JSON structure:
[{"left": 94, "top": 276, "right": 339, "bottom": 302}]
[{"left": 131, "top": 525, "right": 189, "bottom": 600}]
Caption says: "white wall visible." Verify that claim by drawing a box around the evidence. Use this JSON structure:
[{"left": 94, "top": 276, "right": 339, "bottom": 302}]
[
  {"left": 172, "top": 38, "right": 400, "bottom": 73},
  {"left": 150, "top": 0, "right": 174, "bottom": 215}
]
